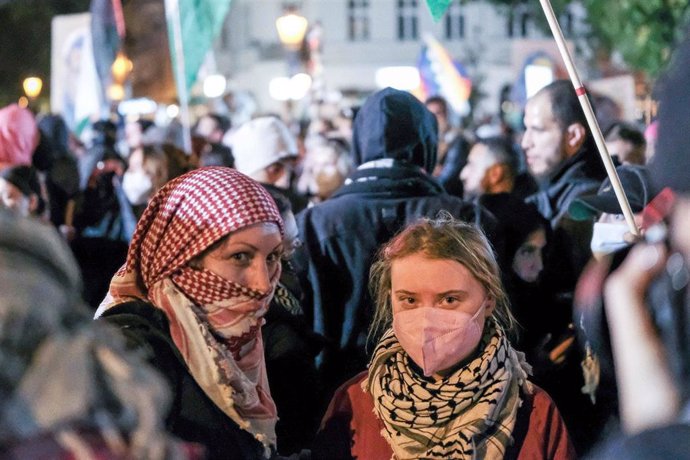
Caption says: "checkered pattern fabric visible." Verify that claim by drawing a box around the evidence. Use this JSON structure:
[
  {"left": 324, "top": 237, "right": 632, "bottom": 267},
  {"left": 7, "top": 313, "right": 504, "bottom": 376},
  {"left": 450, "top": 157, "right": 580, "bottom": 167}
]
[
  {"left": 100, "top": 167, "right": 283, "bottom": 454},
  {"left": 120, "top": 166, "right": 283, "bottom": 289}
]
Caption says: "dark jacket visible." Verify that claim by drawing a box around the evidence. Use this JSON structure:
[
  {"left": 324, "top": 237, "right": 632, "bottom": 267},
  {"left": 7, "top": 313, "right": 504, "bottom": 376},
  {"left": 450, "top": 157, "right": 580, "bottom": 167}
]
[
  {"left": 101, "top": 300, "right": 267, "bottom": 460},
  {"left": 526, "top": 149, "right": 605, "bottom": 290},
  {"left": 526, "top": 149, "right": 604, "bottom": 228},
  {"left": 295, "top": 88, "right": 502, "bottom": 394}
]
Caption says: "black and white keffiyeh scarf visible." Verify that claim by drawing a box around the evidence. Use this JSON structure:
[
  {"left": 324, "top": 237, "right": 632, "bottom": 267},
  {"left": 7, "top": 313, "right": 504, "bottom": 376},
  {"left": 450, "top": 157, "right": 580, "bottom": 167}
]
[{"left": 364, "top": 319, "right": 532, "bottom": 460}]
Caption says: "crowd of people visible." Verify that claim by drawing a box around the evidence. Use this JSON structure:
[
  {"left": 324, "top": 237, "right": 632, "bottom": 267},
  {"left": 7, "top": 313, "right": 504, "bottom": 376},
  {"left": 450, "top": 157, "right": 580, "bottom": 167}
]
[{"left": 1, "top": 29, "right": 690, "bottom": 460}]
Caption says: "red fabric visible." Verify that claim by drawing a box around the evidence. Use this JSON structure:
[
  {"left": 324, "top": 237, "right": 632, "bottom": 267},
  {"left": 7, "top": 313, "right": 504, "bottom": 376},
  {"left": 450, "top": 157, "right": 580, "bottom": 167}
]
[
  {"left": 316, "top": 371, "right": 577, "bottom": 460},
  {"left": 0, "top": 104, "right": 38, "bottom": 168}
]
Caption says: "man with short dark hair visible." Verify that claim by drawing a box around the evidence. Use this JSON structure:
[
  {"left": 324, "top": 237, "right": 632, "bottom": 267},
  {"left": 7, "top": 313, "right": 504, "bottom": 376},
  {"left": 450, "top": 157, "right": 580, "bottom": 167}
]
[
  {"left": 522, "top": 80, "right": 606, "bottom": 287},
  {"left": 460, "top": 137, "right": 541, "bottom": 271},
  {"left": 460, "top": 137, "right": 519, "bottom": 197}
]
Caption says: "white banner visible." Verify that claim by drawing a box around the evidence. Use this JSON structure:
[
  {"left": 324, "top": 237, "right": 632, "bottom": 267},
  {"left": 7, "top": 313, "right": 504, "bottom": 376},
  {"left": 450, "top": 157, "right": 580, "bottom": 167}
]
[{"left": 51, "top": 13, "right": 106, "bottom": 135}]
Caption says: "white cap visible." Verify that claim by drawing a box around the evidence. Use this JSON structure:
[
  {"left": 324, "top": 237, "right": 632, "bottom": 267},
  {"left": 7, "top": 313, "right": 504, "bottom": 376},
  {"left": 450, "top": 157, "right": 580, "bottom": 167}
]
[{"left": 229, "top": 117, "right": 298, "bottom": 176}]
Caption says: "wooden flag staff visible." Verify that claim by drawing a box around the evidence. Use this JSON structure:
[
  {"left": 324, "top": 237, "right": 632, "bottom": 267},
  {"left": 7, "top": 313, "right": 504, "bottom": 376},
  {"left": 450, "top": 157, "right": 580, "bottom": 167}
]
[{"left": 538, "top": 0, "right": 640, "bottom": 236}]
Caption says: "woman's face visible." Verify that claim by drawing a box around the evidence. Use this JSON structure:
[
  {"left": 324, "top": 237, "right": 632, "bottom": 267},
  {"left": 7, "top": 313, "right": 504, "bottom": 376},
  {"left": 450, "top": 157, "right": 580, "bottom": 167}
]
[
  {"left": 391, "top": 253, "right": 493, "bottom": 319},
  {"left": 512, "top": 228, "right": 546, "bottom": 283},
  {"left": 198, "top": 222, "right": 283, "bottom": 293}
]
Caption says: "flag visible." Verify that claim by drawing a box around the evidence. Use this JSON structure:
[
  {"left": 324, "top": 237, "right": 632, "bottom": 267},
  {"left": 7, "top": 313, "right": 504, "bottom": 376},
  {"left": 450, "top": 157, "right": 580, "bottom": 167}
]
[
  {"left": 425, "top": 0, "right": 453, "bottom": 22},
  {"left": 72, "top": 26, "right": 107, "bottom": 135},
  {"left": 167, "top": 0, "right": 233, "bottom": 92},
  {"left": 90, "top": 0, "right": 124, "bottom": 93},
  {"left": 416, "top": 34, "right": 472, "bottom": 116}
]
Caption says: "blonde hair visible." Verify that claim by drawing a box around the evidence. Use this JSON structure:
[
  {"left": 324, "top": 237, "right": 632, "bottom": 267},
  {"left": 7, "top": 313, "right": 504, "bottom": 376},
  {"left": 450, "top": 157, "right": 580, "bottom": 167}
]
[{"left": 368, "top": 213, "right": 514, "bottom": 343}]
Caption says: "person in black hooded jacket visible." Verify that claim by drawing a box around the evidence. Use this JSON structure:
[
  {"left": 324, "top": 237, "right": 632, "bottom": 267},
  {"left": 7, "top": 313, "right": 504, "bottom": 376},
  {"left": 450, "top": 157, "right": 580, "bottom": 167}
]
[{"left": 294, "top": 87, "right": 502, "bottom": 399}]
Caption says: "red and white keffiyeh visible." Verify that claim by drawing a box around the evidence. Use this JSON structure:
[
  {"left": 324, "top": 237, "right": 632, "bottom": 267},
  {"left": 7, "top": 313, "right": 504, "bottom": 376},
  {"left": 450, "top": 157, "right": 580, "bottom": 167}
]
[{"left": 97, "top": 167, "right": 284, "bottom": 454}]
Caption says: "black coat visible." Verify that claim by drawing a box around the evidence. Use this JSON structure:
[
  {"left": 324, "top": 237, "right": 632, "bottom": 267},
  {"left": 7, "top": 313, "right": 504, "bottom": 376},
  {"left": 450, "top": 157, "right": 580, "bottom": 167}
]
[
  {"left": 526, "top": 150, "right": 604, "bottom": 291},
  {"left": 100, "top": 301, "right": 267, "bottom": 460}
]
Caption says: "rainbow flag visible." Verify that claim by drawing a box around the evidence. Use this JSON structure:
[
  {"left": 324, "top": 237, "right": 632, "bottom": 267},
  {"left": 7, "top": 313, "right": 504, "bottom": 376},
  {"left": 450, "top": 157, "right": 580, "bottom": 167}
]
[{"left": 416, "top": 34, "right": 472, "bottom": 116}]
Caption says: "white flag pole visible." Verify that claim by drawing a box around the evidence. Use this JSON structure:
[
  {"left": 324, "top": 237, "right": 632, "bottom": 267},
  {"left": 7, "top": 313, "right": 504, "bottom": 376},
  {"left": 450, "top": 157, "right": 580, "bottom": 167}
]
[
  {"left": 164, "top": 0, "right": 193, "bottom": 154},
  {"left": 538, "top": 0, "right": 640, "bottom": 236}
]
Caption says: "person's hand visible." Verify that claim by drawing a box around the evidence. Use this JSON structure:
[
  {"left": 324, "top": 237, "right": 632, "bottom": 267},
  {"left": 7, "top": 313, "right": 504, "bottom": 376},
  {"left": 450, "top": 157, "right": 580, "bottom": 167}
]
[
  {"left": 604, "top": 242, "right": 680, "bottom": 434},
  {"left": 605, "top": 243, "right": 666, "bottom": 299}
]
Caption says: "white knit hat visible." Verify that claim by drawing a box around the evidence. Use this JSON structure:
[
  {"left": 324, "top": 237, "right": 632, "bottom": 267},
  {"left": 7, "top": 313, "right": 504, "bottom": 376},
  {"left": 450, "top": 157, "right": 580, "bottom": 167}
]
[{"left": 228, "top": 117, "right": 298, "bottom": 176}]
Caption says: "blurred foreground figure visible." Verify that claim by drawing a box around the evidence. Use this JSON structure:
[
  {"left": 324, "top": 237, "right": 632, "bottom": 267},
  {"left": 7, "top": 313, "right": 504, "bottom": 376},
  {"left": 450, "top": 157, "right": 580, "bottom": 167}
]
[
  {"left": 0, "top": 211, "right": 202, "bottom": 459},
  {"left": 589, "top": 31, "right": 690, "bottom": 459}
]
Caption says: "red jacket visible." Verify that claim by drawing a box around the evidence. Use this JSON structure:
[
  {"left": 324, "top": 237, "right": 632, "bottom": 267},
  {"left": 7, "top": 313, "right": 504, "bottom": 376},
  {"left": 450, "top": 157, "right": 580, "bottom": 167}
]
[{"left": 313, "top": 371, "right": 577, "bottom": 460}]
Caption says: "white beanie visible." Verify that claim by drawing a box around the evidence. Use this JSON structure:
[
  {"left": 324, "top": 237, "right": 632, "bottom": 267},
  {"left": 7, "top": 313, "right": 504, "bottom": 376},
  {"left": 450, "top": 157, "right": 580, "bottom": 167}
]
[{"left": 229, "top": 117, "right": 298, "bottom": 176}]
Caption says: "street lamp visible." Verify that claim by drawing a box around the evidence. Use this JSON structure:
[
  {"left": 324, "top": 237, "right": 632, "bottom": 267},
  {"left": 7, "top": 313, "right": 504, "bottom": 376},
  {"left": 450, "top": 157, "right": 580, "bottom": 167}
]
[
  {"left": 23, "top": 77, "right": 43, "bottom": 100},
  {"left": 276, "top": 6, "right": 308, "bottom": 49},
  {"left": 203, "top": 74, "right": 227, "bottom": 98},
  {"left": 111, "top": 51, "right": 133, "bottom": 84}
]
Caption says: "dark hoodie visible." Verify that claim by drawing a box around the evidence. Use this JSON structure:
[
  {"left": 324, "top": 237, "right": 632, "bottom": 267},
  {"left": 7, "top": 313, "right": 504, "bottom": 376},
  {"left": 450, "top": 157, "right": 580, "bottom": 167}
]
[
  {"left": 351, "top": 87, "right": 438, "bottom": 173},
  {"left": 295, "top": 88, "right": 501, "bottom": 400}
]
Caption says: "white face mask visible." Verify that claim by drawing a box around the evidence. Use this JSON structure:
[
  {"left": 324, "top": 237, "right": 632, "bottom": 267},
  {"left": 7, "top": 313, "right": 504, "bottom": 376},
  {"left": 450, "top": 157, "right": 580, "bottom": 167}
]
[
  {"left": 122, "top": 170, "right": 153, "bottom": 206},
  {"left": 590, "top": 222, "right": 630, "bottom": 257}
]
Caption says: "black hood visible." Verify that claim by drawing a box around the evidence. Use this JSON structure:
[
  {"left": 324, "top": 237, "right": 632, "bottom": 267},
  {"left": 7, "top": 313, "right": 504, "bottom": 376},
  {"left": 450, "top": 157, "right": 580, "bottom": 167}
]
[{"left": 351, "top": 87, "right": 438, "bottom": 173}]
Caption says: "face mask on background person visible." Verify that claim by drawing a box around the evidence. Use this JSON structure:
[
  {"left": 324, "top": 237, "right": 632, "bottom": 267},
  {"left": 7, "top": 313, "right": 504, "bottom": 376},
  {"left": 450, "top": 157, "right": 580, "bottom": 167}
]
[
  {"left": 122, "top": 170, "right": 153, "bottom": 206},
  {"left": 590, "top": 221, "right": 630, "bottom": 259},
  {"left": 393, "top": 300, "right": 487, "bottom": 377}
]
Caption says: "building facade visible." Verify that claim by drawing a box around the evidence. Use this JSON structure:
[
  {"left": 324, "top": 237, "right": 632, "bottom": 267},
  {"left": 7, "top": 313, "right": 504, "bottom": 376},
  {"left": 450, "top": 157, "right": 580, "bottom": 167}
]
[{"left": 213, "top": 0, "right": 588, "bottom": 117}]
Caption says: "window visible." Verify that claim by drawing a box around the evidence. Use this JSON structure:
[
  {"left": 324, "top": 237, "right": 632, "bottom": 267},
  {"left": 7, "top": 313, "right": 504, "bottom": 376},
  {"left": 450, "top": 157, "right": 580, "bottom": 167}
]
[
  {"left": 444, "top": 1, "right": 464, "bottom": 40},
  {"left": 507, "top": 3, "right": 531, "bottom": 38},
  {"left": 520, "top": 12, "right": 530, "bottom": 37},
  {"left": 397, "top": 0, "right": 418, "bottom": 41},
  {"left": 348, "top": 0, "right": 370, "bottom": 41}
]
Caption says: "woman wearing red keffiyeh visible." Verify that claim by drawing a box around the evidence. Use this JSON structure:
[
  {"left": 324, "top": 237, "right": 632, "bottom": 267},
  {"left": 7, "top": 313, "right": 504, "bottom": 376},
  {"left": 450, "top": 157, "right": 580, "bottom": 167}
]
[{"left": 96, "top": 167, "right": 286, "bottom": 460}]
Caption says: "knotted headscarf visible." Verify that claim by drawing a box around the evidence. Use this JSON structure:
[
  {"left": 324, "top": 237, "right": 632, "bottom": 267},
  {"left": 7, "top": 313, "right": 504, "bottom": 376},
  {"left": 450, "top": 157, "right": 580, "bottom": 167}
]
[{"left": 97, "top": 167, "right": 284, "bottom": 455}]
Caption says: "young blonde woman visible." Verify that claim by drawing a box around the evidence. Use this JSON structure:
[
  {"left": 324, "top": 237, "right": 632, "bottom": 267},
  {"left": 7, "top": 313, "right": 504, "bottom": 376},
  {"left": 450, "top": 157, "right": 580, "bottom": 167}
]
[{"left": 313, "top": 215, "right": 575, "bottom": 459}]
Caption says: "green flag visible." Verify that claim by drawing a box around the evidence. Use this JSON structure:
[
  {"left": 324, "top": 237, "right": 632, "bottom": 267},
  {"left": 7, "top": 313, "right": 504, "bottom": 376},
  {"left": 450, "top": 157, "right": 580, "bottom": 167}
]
[
  {"left": 168, "top": 0, "right": 232, "bottom": 91},
  {"left": 426, "top": 0, "right": 453, "bottom": 22}
]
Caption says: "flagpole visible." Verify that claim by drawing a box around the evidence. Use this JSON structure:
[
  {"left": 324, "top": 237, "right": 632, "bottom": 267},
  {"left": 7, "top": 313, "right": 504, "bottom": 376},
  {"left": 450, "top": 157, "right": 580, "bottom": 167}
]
[
  {"left": 537, "top": 0, "right": 639, "bottom": 236},
  {"left": 164, "top": 0, "right": 193, "bottom": 154}
]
